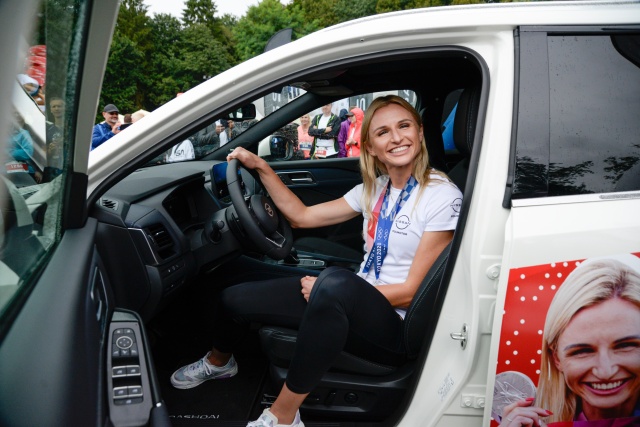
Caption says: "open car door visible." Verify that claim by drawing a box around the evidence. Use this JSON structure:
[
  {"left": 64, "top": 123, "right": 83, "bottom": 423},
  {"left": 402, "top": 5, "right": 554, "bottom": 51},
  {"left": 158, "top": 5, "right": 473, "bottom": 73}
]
[{"left": 0, "top": 2, "right": 170, "bottom": 426}]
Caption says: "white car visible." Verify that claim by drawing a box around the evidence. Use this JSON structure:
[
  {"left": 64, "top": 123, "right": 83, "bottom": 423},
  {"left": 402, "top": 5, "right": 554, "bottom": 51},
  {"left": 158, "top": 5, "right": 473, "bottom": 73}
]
[{"left": 0, "top": 1, "right": 639, "bottom": 426}]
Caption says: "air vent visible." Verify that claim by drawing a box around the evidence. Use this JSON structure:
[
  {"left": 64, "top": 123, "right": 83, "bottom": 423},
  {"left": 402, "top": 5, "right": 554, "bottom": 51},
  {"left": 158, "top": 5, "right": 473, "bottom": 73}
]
[
  {"left": 100, "top": 198, "right": 118, "bottom": 211},
  {"left": 146, "top": 223, "right": 173, "bottom": 250}
]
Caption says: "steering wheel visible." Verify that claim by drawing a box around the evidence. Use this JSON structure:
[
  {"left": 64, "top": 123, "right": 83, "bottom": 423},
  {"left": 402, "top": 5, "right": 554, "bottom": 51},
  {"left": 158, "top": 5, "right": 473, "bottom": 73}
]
[{"left": 226, "top": 159, "right": 293, "bottom": 260}]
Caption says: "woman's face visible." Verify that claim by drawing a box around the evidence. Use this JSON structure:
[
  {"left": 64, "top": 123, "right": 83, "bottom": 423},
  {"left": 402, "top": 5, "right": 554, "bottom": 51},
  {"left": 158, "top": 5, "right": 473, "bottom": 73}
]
[
  {"left": 553, "top": 298, "right": 640, "bottom": 419},
  {"left": 348, "top": 114, "right": 356, "bottom": 123},
  {"left": 300, "top": 115, "right": 310, "bottom": 125},
  {"left": 366, "top": 103, "right": 422, "bottom": 172}
]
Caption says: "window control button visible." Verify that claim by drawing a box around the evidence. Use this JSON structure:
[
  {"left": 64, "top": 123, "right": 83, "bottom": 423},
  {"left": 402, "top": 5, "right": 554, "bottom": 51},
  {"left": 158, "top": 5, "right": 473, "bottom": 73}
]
[
  {"left": 114, "top": 397, "right": 143, "bottom": 406},
  {"left": 128, "top": 386, "right": 142, "bottom": 397},
  {"left": 112, "top": 367, "right": 127, "bottom": 378},
  {"left": 129, "top": 343, "right": 139, "bottom": 357},
  {"left": 113, "top": 387, "right": 128, "bottom": 399},
  {"left": 127, "top": 365, "right": 141, "bottom": 376}
]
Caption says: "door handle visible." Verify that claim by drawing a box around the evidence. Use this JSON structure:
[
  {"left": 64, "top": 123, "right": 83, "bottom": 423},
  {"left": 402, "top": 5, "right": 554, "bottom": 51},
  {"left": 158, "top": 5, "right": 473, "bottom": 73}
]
[{"left": 276, "top": 171, "right": 316, "bottom": 185}]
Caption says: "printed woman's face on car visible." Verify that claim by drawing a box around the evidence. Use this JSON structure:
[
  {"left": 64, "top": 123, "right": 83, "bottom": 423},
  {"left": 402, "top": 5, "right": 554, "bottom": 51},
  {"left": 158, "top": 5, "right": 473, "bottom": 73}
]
[{"left": 553, "top": 298, "right": 640, "bottom": 419}]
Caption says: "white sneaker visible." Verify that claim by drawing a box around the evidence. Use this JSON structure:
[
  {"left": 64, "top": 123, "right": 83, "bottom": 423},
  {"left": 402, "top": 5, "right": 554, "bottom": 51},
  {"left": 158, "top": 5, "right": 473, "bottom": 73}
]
[
  {"left": 247, "top": 408, "right": 304, "bottom": 427},
  {"left": 170, "top": 352, "right": 238, "bottom": 389}
]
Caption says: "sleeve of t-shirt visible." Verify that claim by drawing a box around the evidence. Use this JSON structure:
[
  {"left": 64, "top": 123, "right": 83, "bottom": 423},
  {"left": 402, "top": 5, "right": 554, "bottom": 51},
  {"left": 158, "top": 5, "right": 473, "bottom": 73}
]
[
  {"left": 343, "top": 183, "right": 365, "bottom": 213},
  {"left": 422, "top": 182, "right": 463, "bottom": 232}
]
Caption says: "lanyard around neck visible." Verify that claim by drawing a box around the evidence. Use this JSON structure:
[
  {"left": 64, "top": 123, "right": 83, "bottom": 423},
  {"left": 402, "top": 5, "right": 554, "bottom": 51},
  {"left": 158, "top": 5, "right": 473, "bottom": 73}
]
[{"left": 362, "top": 176, "right": 418, "bottom": 280}]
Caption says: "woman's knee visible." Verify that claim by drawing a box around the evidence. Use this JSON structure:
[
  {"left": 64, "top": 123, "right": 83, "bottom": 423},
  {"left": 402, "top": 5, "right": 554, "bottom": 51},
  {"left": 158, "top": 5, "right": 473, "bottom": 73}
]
[{"left": 310, "top": 267, "right": 359, "bottom": 303}]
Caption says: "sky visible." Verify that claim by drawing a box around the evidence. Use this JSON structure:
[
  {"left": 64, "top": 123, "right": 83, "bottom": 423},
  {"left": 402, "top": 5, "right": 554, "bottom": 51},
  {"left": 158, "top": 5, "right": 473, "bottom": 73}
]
[{"left": 144, "top": 0, "right": 268, "bottom": 19}]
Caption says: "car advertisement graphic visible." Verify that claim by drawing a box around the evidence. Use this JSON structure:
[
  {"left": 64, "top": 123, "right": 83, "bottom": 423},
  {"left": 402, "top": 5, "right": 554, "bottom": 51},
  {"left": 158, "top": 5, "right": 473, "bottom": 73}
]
[{"left": 492, "top": 253, "right": 640, "bottom": 427}]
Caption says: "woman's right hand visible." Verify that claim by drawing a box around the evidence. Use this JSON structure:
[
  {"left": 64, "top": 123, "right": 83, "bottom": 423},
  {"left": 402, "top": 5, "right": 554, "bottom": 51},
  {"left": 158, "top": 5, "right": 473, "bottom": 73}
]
[
  {"left": 227, "top": 147, "right": 266, "bottom": 171},
  {"left": 499, "top": 398, "right": 551, "bottom": 427},
  {"left": 300, "top": 276, "right": 317, "bottom": 302}
]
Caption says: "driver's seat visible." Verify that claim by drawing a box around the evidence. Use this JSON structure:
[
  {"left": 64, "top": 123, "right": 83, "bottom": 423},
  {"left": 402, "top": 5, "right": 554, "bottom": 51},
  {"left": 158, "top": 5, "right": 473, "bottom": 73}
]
[{"left": 258, "top": 242, "right": 452, "bottom": 420}]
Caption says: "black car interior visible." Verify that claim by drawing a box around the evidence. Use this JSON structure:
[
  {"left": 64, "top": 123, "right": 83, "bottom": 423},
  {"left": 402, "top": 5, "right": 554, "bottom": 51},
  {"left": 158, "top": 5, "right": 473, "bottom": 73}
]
[{"left": 87, "top": 48, "right": 484, "bottom": 426}]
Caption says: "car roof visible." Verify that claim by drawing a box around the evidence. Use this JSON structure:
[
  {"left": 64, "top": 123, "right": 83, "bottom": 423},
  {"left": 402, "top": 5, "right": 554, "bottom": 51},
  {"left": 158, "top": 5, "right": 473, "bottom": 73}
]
[{"left": 87, "top": 0, "right": 640, "bottom": 197}]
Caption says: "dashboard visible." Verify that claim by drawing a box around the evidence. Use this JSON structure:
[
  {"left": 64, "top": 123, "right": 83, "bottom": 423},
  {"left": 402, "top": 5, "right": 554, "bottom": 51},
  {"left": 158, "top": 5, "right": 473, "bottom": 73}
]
[{"left": 90, "top": 160, "right": 255, "bottom": 321}]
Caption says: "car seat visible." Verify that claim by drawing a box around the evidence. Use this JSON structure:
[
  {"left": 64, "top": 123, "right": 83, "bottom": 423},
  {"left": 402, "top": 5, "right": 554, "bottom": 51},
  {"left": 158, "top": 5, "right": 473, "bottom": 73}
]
[
  {"left": 447, "top": 85, "right": 481, "bottom": 193},
  {"left": 258, "top": 241, "right": 452, "bottom": 420}
]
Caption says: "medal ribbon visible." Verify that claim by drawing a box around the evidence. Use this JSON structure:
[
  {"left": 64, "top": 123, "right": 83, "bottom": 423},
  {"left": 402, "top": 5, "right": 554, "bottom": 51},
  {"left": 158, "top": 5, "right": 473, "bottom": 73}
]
[{"left": 362, "top": 176, "right": 417, "bottom": 279}]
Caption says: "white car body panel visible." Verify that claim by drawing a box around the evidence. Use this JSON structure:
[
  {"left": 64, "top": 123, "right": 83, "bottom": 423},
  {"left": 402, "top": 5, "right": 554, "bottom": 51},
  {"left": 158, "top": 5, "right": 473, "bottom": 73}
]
[{"left": 81, "top": 1, "right": 640, "bottom": 426}]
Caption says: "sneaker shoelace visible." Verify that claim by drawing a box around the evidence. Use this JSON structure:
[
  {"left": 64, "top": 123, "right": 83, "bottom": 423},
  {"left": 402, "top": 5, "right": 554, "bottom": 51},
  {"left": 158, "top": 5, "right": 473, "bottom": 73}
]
[{"left": 186, "top": 357, "right": 213, "bottom": 378}]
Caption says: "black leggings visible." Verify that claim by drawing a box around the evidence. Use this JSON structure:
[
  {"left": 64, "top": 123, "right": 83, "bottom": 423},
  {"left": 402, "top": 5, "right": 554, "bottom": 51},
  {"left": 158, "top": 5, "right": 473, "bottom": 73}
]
[{"left": 211, "top": 267, "right": 406, "bottom": 394}]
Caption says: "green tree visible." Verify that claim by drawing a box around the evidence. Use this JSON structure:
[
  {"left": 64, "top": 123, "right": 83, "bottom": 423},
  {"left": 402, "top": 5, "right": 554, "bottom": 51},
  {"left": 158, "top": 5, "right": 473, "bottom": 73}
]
[
  {"left": 99, "top": 33, "right": 146, "bottom": 118},
  {"left": 115, "top": 0, "right": 153, "bottom": 54},
  {"left": 99, "top": 0, "right": 153, "bottom": 117},
  {"left": 182, "top": 0, "right": 238, "bottom": 71},
  {"left": 146, "top": 13, "right": 186, "bottom": 108},
  {"left": 182, "top": 0, "right": 218, "bottom": 27},
  {"left": 234, "top": 0, "right": 320, "bottom": 61},
  {"left": 291, "top": 0, "right": 339, "bottom": 28},
  {"left": 179, "top": 24, "right": 233, "bottom": 88},
  {"left": 334, "top": 0, "right": 377, "bottom": 22}
]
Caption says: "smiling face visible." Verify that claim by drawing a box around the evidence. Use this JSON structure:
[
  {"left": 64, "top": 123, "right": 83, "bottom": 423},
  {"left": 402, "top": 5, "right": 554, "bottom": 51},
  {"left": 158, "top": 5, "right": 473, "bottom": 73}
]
[
  {"left": 553, "top": 298, "right": 640, "bottom": 419},
  {"left": 366, "top": 103, "right": 423, "bottom": 179},
  {"left": 102, "top": 111, "right": 119, "bottom": 125},
  {"left": 300, "top": 114, "right": 310, "bottom": 126}
]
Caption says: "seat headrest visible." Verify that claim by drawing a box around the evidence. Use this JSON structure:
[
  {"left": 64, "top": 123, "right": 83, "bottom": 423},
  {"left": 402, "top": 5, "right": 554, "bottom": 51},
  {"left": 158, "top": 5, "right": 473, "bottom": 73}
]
[{"left": 452, "top": 85, "right": 481, "bottom": 158}]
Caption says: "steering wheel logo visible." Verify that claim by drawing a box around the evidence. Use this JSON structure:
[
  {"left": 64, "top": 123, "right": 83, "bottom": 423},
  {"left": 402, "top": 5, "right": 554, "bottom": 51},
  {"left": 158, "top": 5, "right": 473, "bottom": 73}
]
[{"left": 265, "top": 203, "right": 274, "bottom": 217}]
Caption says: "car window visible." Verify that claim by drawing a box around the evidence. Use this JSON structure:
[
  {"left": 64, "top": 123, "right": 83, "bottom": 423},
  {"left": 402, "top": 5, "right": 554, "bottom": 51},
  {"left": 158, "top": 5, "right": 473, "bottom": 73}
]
[
  {"left": 160, "top": 86, "right": 417, "bottom": 165},
  {"left": 0, "top": 0, "right": 83, "bottom": 322},
  {"left": 511, "top": 30, "right": 640, "bottom": 199}
]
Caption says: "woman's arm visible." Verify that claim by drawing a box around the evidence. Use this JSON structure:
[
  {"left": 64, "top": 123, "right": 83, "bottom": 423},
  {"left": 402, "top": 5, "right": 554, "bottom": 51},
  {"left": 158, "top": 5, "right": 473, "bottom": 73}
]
[
  {"left": 227, "top": 147, "right": 359, "bottom": 228},
  {"left": 375, "top": 230, "right": 454, "bottom": 308}
]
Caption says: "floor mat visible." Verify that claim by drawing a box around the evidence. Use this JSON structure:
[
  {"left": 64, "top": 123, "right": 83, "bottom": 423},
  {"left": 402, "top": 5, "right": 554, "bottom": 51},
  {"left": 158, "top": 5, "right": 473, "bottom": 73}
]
[{"left": 158, "top": 354, "right": 268, "bottom": 423}]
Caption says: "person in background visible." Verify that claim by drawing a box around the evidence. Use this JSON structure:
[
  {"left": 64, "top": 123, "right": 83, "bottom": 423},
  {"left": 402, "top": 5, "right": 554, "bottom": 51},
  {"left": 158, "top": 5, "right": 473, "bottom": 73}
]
[
  {"left": 131, "top": 110, "right": 148, "bottom": 123},
  {"left": 42, "top": 97, "right": 66, "bottom": 181},
  {"left": 296, "top": 114, "right": 313, "bottom": 159},
  {"left": 346, "top": 107, "right": 364, "bottom": 157},
  {"left": 119, "top": 113, "right": 133, "bottom": 130},
  {"left": 336, "top": 108, "right": 352, "bottom": 158},
  {"left": 17, "top": 74, "right": 39, "bottom": 98},
  {"left": 308, "top": 103, "right": 340, "bottom": 159},
  {"left": 170, "top": 95, "right": 462, "bottom": 427},
  {"left": 165, "top": 139, "right": 195, "bottom": 163},
  {"left": 6, "top": 111, "right": 37, "bottom": 185},
  {"left": 48, "top": 97, "right": 65, "bottom": 129},
  {"left": 91, "top": 104, "right": 121, "bottom": 150}
]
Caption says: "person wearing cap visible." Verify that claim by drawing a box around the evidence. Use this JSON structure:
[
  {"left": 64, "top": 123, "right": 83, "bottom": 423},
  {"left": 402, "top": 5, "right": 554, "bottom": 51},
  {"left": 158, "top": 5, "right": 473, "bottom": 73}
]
[{"left": 91, "top": 103, "right": 121, "bottom": 150}]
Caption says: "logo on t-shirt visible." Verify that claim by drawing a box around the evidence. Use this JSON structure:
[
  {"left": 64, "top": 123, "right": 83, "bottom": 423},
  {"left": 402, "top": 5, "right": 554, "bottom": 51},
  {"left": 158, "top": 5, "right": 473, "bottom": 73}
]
[
  {"left": 450, "top": 198, "right": 462, "bottom": 213},
  {"left": 395, "top": 215, "right": 411, "bottom": 230}
]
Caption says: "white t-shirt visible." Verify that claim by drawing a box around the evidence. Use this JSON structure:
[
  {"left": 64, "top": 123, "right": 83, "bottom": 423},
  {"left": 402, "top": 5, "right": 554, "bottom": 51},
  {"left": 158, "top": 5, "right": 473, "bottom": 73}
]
[
  {"left": 314, "top": 114, "right": 337, "bottom": 157},
  {"left": 219, "top": 130, "right": 229, "bottom": 147},
  {"left": 166, "top": 140, "right": 195, "bottom": 163},
  {"left": 343, "top": 174, "right": 462, "bottom": 318}
]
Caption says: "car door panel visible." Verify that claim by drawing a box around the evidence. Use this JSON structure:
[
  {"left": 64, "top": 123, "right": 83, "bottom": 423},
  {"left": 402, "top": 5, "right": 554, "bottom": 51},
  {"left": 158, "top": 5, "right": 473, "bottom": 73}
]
[
  {"left": 0, "top": 219, "right": 106, "bottom": 426},
  {"left": 271, "top": 159, "right": 364, "bottom": 257}
]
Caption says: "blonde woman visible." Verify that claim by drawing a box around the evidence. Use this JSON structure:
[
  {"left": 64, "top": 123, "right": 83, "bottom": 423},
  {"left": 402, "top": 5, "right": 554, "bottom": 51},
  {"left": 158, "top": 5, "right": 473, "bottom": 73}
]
[
  {"left": 296, "top": 113, "right": 313, "bottom": 159},
  {"left": 171, "top": 96, "right": 462, "bottom": 427},
  {"left": 500, "top": 257, "right": 640, "bottom": 426}
]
